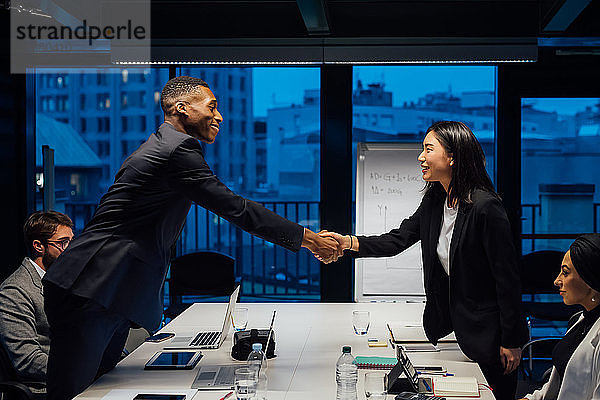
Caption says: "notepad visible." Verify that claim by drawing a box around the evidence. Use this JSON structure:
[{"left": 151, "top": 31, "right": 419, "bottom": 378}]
[
  {"left": 353, "top": 356, "right": 397, "bottom": 369},
  {"left": 387, "top": 322, "right": 457, "bottom": 343},
  {"left": 432, "top": 376, "right": 479, "bottom": 397}
]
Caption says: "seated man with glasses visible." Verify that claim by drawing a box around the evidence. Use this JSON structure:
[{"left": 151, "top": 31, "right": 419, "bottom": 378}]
[{"left": 0, "top": 211, "right": 73, "bottom": 397}]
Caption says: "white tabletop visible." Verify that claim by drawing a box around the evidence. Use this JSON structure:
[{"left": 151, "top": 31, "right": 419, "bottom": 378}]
[{"left": 76, "top": 302, "right": 495, "bottom": 400}]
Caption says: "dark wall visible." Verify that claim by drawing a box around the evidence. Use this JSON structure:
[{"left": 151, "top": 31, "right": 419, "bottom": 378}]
[{"left": 0, "top": 9, "right": 35, "bottom": 281}]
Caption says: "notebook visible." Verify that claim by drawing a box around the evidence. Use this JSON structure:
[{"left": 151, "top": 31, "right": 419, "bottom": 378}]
[
  {"left": 387, "top": 322, "right": 457, "bottom": 343},
  {"left": 164, "top": 285, "right": 240, "bottom": 350},
  {"left": 353, "top": 356, "right": 397, "bottom": 369},
  {"left": 432, "top": 376, "right": 479, "bottom": 397}
]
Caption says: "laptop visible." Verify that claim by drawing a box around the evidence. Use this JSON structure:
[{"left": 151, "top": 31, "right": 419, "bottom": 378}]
[
  {"left": 164, "top": 285, "right": 240, "bottom": 350},
  {"left": 191, "top": 364, "right": 240, "bottom": 390}
]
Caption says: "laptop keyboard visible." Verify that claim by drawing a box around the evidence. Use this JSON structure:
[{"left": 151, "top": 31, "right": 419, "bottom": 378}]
[
  {"left": 215, "top": 365, "right": 237, "bottom": 386},
  {"left": 191, "top": 331, "right": 220, "bottom": 346}
]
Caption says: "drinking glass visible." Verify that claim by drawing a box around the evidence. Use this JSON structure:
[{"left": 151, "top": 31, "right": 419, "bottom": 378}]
[
  {"left": 364, "top": 371, "right": 387, "bottom": 400},
  {"left": 352, "top": 310, "right": 370, "bottom": 335},
  {"left": 232, "top": 307, "right": 249, "bottom": 331},
  {"left": 234, "top": 367, "right": 257, "bottom": 400}
]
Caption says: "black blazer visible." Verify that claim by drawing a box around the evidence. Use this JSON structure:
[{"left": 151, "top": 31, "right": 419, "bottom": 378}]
[
  {"left": 356, "top": 187, "right": 528, "bottom": 365},
  {"left": 44, "top": 123, "right": 304, "bottom": 330}
]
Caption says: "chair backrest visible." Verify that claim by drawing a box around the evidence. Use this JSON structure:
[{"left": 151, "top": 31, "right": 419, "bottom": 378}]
[
  {"left": 520, "top": 250, "right": 565, "bottom": 295},
  {"left": 169, "top": 251, "right": 236, "bottom": 304}
]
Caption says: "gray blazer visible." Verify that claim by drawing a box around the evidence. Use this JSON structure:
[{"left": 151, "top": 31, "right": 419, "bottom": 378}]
[{"left": 0, "top": 258, "right": 49, "bottom": 391}]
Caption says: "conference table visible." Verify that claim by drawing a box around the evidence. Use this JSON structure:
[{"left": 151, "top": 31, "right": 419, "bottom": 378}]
[{"left": 76, "top": 302, "right": 496, "bottom": 400}]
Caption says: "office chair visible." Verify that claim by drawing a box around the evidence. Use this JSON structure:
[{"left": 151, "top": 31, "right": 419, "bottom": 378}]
[
  {"left": 0, "top": 345, "right": 35, "bottom": 400},
  {"left": 520, "top": 250, "right": 583, "bottom": 325},
  {"left": 520, "top": 250, "right": 583, "bottom": 382},
  {"left": 519, "top": 310, "right": 583, "bottom": 387},
  {"left": 165, "top": 250, "right": 238, "bottom": 319}
]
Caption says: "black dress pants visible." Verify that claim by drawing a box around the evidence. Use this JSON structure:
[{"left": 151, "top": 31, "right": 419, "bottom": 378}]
[
  {"left": 43, "top": 282, "right": 130, "bottom": 400},
  {"left": 479, "top": 361, "right": 518, "bottom": 400}
]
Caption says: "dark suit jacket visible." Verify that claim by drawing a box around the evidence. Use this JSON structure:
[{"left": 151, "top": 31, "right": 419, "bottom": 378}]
[
  {"left": 355, "top": 186, "right": 528, "bottom": 365},
  {"left": 44, "top": 123, "right": 304, "bottom": 330}
]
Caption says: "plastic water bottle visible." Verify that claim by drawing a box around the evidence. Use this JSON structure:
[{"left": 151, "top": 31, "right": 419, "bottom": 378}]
[
  {"left": 336, "top": 345, "right": 358, "bottom": 400},
  {"left": 247, "top": 343, "right": 268, "bottom": 400},
  {"left": 247, "top": 343, "right": 266, "bottom": 376}
]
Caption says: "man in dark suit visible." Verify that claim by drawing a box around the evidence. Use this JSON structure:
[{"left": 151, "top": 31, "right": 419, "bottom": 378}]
[
  {"left": 42, "top": 76, "right": 338, "bottom": 400},
  {"left": 0, "top": 211, "right": 73, "bottom": 397}
]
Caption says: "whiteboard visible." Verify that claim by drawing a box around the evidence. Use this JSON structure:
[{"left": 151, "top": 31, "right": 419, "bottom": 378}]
[{"left": 355, "top": 142, "right": 426, "bottom": 302}]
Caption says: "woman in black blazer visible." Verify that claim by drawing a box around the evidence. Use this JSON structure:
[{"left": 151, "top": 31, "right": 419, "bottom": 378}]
[{"left": 323, "top": 121, "right": 528, "bottom": 400}]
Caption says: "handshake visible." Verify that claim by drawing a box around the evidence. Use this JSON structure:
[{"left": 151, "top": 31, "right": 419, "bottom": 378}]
[{"left": 301, "top": 229, "right": 355, "bottom": 264}]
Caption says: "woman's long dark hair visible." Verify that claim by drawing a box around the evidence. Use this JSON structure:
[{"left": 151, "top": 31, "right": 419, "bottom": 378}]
[{"left": 424, "top": 121, "right": 497, "bottom": 206}]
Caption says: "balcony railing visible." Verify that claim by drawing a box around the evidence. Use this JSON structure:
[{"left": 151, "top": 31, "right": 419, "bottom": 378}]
[
  {"left": 521, "top": 203, "right": 600, "bottom": 252},
  {"left": 173, "top": 201, "right": 322, "bottom": 300}
]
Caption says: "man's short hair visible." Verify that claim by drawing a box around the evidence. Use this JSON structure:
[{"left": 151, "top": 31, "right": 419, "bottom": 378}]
[
  {"left": 23, "top": 211, "right": 73, "bottom": 257},
  {"left": 160, "top": 76, "right": 210, "bottom": 115}
]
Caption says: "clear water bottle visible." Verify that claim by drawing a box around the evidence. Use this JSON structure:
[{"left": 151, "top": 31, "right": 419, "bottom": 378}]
[
  {"left": 336, "top": 345, "right": 358, "bottom": 400},
  {"left": 247, "top": 343, "right": 268, "bottom": 400},
  {"left": 247, "top": 343, "right": 266, "bottom": 376}
]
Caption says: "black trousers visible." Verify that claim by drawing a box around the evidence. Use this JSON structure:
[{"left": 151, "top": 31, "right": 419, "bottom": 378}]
[
  {"left": 479, "top": 361, "right": 518, "bottom": 400},
  {"left": 43, "top": 282, "right": 130, "bottom": 400}
]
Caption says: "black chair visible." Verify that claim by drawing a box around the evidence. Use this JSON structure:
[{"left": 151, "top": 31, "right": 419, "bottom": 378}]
[
  {"left": 518, "top": 310, "right": 583, "bottom": 394},
  {"left": 520, "top": 250, "right": 583, "bottom": 324},
  {"left": 519, "top": 250, "right": 583, "bottom": 382},
  {"left": 0, "top": 345, "right": 35, "bottom": 400},
  {"left": 165, "top": 250, "right": 238, "bottom": 319}
]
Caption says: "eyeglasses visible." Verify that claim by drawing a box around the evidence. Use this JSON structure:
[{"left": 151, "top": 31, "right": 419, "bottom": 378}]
[{"left": 46, "top": 238, "right": 72, "bottom": 251}]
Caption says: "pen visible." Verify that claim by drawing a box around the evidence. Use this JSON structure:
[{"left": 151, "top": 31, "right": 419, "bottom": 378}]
[
  {"left": 422, "top": 379, "right": 432, "bottom": 392},
  {"left": 219, "top": 391, "right": 233, "bottom": 400},
  {"left": 386, "top": 323, "right": 397, "bottom": 343}
]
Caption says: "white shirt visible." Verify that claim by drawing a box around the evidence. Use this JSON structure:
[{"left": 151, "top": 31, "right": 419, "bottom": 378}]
[
  {"left": 24, "top": 257, "right": 46, "bottom": 279},
  {"left": 436, "top": 197, "right": 458, "bottom": 275}
]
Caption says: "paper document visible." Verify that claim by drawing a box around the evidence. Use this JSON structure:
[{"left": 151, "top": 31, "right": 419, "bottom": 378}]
[
  {"left": 387, "top": 322, "right": 456, "bottom": 343},
  {"left": 432, "top": 376, "right": 479, "bottom": 397}
]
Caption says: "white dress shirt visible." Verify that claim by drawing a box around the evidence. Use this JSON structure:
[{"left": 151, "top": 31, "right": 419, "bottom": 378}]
[
  {"left": 436, "top": 197, "right": 458, "bottom": 275},
  {"left": 24, "top": 257, "right": 45, "bottom": 279}
]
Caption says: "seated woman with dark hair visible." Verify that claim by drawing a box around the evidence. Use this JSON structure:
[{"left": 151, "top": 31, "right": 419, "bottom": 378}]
[{"left": 522, "top": 233, "right": 600, "bottom": 400}]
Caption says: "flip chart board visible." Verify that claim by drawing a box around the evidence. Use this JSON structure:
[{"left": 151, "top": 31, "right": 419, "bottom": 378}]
[{"left": 355, "top": 142, "right": 426, "bottom": 301}]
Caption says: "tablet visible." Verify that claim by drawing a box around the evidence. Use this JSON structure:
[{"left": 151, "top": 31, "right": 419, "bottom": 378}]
[{"left": 144, "top": 351, "right": 203, "bottom": 370}]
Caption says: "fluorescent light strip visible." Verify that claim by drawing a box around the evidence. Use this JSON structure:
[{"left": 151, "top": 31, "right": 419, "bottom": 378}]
[
  {"left": 326, "top": 59, "right": 536, "bottom": 64},
  {"left": 114, "top": 61, "right": 321, "bottom": 65},
  {"left": 115, "top": 59, "right": 535, "bottom": 65}
]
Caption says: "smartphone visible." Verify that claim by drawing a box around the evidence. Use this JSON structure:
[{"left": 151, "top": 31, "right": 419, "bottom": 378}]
[
  {"left": 145, "top": 332, "right": 175, "bottom": 343},
  {"left": 133, "top": 395, "right": 185, "bottom": 400}
]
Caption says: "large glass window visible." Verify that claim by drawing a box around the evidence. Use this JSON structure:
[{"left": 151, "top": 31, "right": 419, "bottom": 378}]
[
  {"left": 352, "top": 66, "right": 497, "bottom": 204},
  {"left": 33, "top": 68, "right": 168, "bottom": 230},
  {"left": 521, "top": 98, "right": 600, "bottom": 253},
  {"left": 176, "top": 67, "right": 321, "bottom": 300},
  {"left": 31, "top": 67, "right": 321, "bottom": 302}
]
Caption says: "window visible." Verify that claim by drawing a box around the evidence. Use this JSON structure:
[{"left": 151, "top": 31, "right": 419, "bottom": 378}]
[
  {"left": 177, "top": 67, "right": 321, "bottom": 300},
  {"left": 139, "top": 116, "right": 146, "bottom": 132},
  {"left": 520, "top": 98, "right": 600, "bottom": 254},
  {"left": 97, "top": 93, "right": 110, "bottom": 110},
  {"left": 121, "top": 116, "right": 128, "bottom": 131},
  {"left": 80, "top": 94, "right": 86, "bottom": 110},
  {"left": 80, "top": 118, "right": 87, "bottom": 133},
  {"left": 352, "top": 66, "right": 497, "bottom": 200}
]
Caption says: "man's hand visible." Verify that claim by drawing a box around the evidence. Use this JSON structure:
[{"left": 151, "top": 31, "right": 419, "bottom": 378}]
[
  {"left": 318, "top": 230, "right": 351, "bottom": 251},
  {"left": 301, "top": 228, "right": 341, "bottom": 263},
  {"left": 500, "top": 346, "right": 521, "bottom": 375}
]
